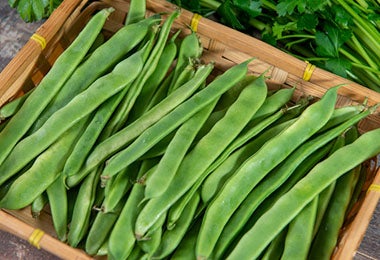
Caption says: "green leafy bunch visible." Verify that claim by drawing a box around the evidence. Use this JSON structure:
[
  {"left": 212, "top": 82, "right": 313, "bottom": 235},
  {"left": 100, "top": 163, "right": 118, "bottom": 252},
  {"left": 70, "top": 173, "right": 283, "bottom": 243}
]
[
  {"left": 8, "top": 0, "right": 62, "bottom": 22},
  {"left": 169, "top": 0, "right": 380, "bottom": 92}
]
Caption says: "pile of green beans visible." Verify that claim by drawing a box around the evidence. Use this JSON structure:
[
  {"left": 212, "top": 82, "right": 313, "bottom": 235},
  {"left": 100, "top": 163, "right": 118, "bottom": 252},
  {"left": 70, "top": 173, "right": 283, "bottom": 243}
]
[{"left": 1, "top": 1, "right": 380, "bottom": 259}]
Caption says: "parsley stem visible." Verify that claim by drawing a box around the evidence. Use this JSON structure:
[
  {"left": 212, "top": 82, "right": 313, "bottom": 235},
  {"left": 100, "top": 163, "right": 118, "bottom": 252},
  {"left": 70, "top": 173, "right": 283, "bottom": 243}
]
[
  {"left": 334, "top": 0, "right": 380, "bottom": 49},
  {"left": 347, "top": 35, "right": 379, "bottom": 70},
  {"left": 200, "top": 0, "right": 221, "bottom": 10}
]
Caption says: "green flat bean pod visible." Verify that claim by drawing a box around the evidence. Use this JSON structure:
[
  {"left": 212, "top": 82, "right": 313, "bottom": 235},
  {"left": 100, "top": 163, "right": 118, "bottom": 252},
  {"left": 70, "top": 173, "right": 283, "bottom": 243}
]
[
  {"left": 101, "top": 59, "right": 252, "bottom": 185},
  {"left": 0, "top": 117, "right": 89, "bottom": 210},
  {"left": 0, "top": 8, "right": 112, "bottom": 166},
  {"left": 281, "top": 198, "right": 318, "bottom": 260},
  {"left": 196, "top": 86, "right": 338, "bottom": 259},
  {"left": 29, "top": 16, "right": 158, "bottom": 134},
  {"left": 72, "top": 63, "right": 214, "bottom": 186},
  {"left": 134, "top": 69, "right": 266, "bottom": 237},
  {"left": 227, "top": 127, "right": 380, "bottom": 259},
  {"left": 0, "top": 48, "right": 145, "bottom": 186},
  {"left": 46, "top": 174, "right": 68, "bottom": 242}
]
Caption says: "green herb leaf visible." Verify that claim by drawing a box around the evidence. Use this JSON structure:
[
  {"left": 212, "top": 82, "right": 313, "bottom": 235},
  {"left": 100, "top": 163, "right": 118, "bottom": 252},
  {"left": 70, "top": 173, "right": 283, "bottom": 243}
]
[
  {"left": 217, "top": 0, "right": 245, "bottom": 30},
  {"left": 324, "top": 58, "right": 351, "bottom": 78},
  {"left": 297, "top": 13, "right": 318, "bottom": 30},
  {"left": 232, "top": 0, "right": 262, "bottom": 18},
  {"left": 315, "top": 31, "right": 336, "bottom": 57}
]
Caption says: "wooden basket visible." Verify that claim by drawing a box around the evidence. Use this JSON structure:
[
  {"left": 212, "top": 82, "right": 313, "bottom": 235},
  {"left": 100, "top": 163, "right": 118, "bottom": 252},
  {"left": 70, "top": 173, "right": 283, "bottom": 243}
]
[{"left": 0, "top": 0, "right": 379, "bottom": 259}]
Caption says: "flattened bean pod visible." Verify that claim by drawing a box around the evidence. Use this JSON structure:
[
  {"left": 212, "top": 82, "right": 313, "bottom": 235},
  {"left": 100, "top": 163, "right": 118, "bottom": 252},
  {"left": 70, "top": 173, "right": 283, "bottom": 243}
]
[
  {"left": 227, "top": 127, "right": 380, "bottom": 259},
  {"left": 134, "top": 70, "right": 265, "bottom": 237},
  {"left": 0, "top": 8, "right": 112, "bottom": 166},
  {"left": 0, "top": 118, "right": 89, "bottom": 210},
  {"left": 281, "top": 198, "right": 318, "bottom": 260},
  {"left": 144, "top": 100, "right": 217, "bottom": 200},
  {"left": 46, "top": 174, "right": 68, "bottom": 241},
  {"left": 0, "top": 48, "right": 144, "bottom": 186},
  {"left": 196, "top": 87, "right": 338, "bottom": 259},
  {"left": 70, "top": 63, "right": 214, "bottom": 186},
  {"left": 101, "top": 60, "right": 252, "bottom": 185},
  {"left": 29, "top": 16, "right": 158, "bottom": 134}
]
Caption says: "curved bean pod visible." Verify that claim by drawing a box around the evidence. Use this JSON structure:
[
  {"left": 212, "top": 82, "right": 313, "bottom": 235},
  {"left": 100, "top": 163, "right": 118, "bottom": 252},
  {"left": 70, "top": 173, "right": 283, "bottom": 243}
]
[
  {"left": 0, "top": 8, "right": 112, "bottom": 166},
  {"left": 46, "top": 174, "right": 68, "bottom": 242},
  {"left": 71, "top": 63, "right": 214, "bottom": 186},
  {"left": 281, "top": 198, "right": 318, "bottom": 260},
  {"left": 67, "top": 167, "right": 101, "bottom": 247},
  {"left": 200, "top": 118, "right": 298, "bottom": 204},
  {"left": 125, "top": 0, "right": 146, "bottom": 25},
  {"left": 0, "top": 117, "right": 88, "bottom": 209},
  {"left": 31, "top": 193, "right": 48, "bottom": 218},
  {"left": 153, "top": 193, "right": 200, "bottom": 259},
  {"left": 227, "top": 127, "right": 380, "bottom": 259},
  {"left": 134, "top": 68, "right": 265, "bottom": 237},
  {"left": 144, "top": 100, "right": 217, "bottom": 200},
  {"left": 29, "top": 16, "right": 158, "bottom": 134},
  {"left": 0, "top": 91, "right": 32, "bottom": 121},
  {"left": 0, "top": 48, "right": 144, "bottom": 186},
  {"left": 101, "top": 59, "right": 252, "bottom": 185},
  {"left": 196, "top": 86, "right": 339, "bottom": 259},
  {"left": 213, "top": 109, "right": 371, "bottom": 257}
]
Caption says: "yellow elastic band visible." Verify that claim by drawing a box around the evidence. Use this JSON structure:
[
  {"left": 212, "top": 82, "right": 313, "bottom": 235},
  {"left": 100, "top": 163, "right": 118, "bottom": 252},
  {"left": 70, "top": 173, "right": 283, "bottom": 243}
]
[
  {"left": 191, "top": 13, "right": 202, "bottom": 32},
  {"left": 368, "top": 184, "right": 380, "bottom": 193},
  {"left": 303, "top": 61, "right": 316, "bottom": 81},
  {"left": 28, "top": 229, "right": 45, "bottom": 249},
  {"left": 31, "top": 34, "right": 46, "bottom": 50}
]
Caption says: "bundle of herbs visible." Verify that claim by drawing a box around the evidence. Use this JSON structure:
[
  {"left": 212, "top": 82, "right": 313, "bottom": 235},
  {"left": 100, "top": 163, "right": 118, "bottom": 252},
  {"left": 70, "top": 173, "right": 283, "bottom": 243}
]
[{"left": 169, "top": 0, "right": 380, "bottom": 92}]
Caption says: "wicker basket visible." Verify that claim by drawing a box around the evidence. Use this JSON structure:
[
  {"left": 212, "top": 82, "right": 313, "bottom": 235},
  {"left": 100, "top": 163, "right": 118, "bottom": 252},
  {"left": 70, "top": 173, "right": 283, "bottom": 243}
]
[{"left": 0, "top": 0, "right": 379, "bottom": 259}]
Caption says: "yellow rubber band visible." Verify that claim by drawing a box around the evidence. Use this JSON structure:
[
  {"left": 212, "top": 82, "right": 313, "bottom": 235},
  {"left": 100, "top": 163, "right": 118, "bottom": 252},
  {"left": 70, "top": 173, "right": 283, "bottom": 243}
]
[
  {"left": 31, "top": 33, "right": 46, "bottom": 50},
  {"left": 368, "top": 184, "right": 380, "bottom": 193},
  {"left": 28, "top": 229, "right": 45, "bottom": 249},
  {"left": 303, "top": 61, "right": 316, "bottom": 81},
  {"left": 191, "top": 13, "right": 202, "bottom": 32}
]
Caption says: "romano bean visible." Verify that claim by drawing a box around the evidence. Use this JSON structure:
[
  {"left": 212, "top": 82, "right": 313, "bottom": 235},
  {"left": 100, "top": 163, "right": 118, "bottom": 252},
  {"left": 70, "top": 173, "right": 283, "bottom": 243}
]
[
  {"left": 213, "top": 108, "right": 371, "bottom": 257},
  {"left": 167, "top": 31, "right": 202, "bottom": 93},
  {"left": 46, "top": 174, "right": 68, "bottom": 241},
  {"left": 227, "top": 127, "right": 380, "bottom": 259},
  {"left": 261, "top": 228, "right": 287, "bottom": 260},
  {"left": 85, "top": 196, "right": 126, "bottom": 256},
  {"left": 0, "top": 8, "right": 112, "bottom": 166},
  {"left": 108, "top": 10, "right": 180, "bottom": 133},
  {"left": 144, "top": 100, "right": 217, "bottom": 200},
  {"left": 171, "top": 220, "right": 201, "bottom": 260},
  {"left": 0, "top": 118, "right": 89, "bottom": 210},
  {"left": 98, "top": 27, "right": 158, "bottom": 140},
  {"left": 72, "top": 63, "right": 214, "bottom": 186},
  {"left": 134, "top": 70, "right": 266, "bottom": 237},
  {"left": 137, "top": 212, "right": 166, "bottom": 256},
  {"left": 309, "top": 130, "right": 361, "bottom": 260},
  {"left": 0, "top": 91, "right": 32, "bottom": 121},
  {"left": 102, "top": 162, "right": 140, "bottom": 213},
  {"left": 312, "top": 135, "right": 345, "bottom": 237},
  {"left": 200, "top": 118, "right": 298, "bottom": 204},
  {"left": 67, "top": 167, "right": 101, "bottom": 247},
  {"left": 250, "top": 87, "right": 294, "bottom": 121},
  {"left": 153, "top": 193, "right": 200, "bottom": 259},
  {"left": 31, "top": 193, "right": 48, "bottom": 218},
  {"left": 196, "top": 86, "right": 338, "bottom": 259},
  {"left": 281, "top": 198, "right": 318, "bottom": 260},
  {"left": 29, "top": 16, "right": 158, "bottom": 134},
  {"left": 125, "top": 0, "right": 146, "bottom": 25},
  {"left": 129, "top": 33, "right": 178, "bottom": 120},
  {"left": 101, "top": 60, "right": 252, "bottom": 185},
  {"left": 107, "top": 168, "right": 146, "bottom": 260},
  {"left": 0, "top": 48, "right": 145, "bottom": 186}
]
